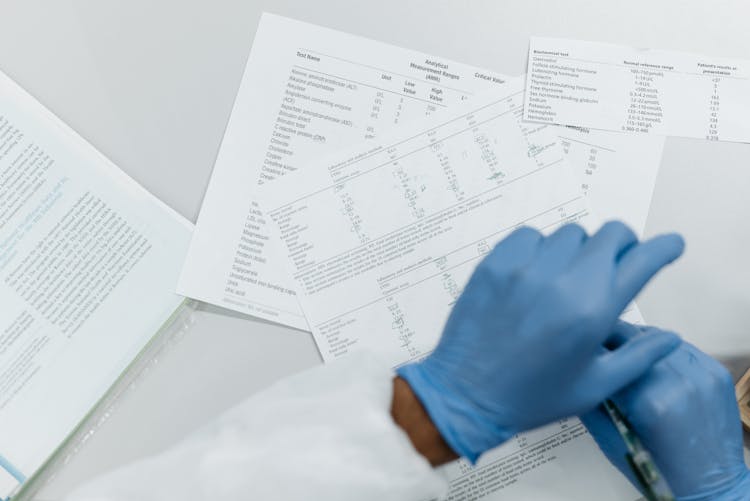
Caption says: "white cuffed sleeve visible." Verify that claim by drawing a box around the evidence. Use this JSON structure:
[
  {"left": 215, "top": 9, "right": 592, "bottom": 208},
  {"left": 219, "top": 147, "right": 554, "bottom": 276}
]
[{"left": 66, "top": 353, "right": 448, "bottom": 501}]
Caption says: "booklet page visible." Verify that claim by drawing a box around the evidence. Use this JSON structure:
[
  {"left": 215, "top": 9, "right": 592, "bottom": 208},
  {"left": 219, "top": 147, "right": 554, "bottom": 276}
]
[{"left": 0, "top": 70, "right": 192, "bottom": 498}]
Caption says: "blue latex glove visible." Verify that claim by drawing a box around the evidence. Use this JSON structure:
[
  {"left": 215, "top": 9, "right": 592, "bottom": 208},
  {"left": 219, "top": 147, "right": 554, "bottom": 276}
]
[
  {"left": 582, "top": 331, "right": 750, "bottom": 501},
  {"left": 397, "top": 221, "right": 685, "bottom": 462}
]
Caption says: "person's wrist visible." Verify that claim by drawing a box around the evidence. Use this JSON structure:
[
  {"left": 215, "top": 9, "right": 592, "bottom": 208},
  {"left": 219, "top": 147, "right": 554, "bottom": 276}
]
[
  {"left": 396, "top": 362, "right": 516, "bottom": 463},
  {"left": 390, "top": 376, "right": 458, "bottom": 466}
]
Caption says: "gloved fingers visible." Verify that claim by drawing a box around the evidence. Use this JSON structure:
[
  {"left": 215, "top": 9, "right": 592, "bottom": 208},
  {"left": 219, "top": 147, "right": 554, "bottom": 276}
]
[
  {"left": 613, "top": 342, "right": 744, "bottom": 466},
  {"left": 479, "top": 226, "right": 543, "bottom": 277},
  {"left": 576, "top": 221, "right": 637, "bottom": 265},
  {"left": 528, "top": 223, "right": 588, "bottom": 277},
  {"left": 613, "top": 233, "right": 684, "bottom": 308},
  {"left": 604, "top": 342, "right": 750, "bottom": 498},
  {"left": 592, "top": 329, "right": 681, "bottom": 401}
]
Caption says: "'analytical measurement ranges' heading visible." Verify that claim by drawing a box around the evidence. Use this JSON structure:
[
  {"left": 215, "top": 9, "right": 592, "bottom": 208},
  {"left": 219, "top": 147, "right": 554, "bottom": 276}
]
[{"left": 409, "top": 59, "right": 460, "bottom": 82}]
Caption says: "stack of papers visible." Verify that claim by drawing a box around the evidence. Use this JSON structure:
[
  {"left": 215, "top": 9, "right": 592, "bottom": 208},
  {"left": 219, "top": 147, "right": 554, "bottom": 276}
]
[
  {"left": 177, "top": 13, "right": 749, "bottom": 501},
  {"left": 177, "top": 15, "right": 668, "bottom": 331},
  {"left": 175, "top": 13, "right": 750, "bottom": 501},
  {"left": 2, "top": 10, "right": 748, "bottom": 501},
  {"left": 175, "top": 14, "right": 750, "bottom": 500}
]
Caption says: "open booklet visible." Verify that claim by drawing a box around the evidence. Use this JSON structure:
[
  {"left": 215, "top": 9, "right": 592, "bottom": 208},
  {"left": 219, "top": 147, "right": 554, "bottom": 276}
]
[{"left": 0, "top": 70, "right": 192, "bottom": 499}]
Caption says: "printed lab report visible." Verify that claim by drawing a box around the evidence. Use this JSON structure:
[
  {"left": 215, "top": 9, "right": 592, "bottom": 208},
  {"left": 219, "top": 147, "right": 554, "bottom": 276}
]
[
  {"left": 524, "top": 37, "right": 750, "bottom": 142},
  {"left": 177, "top": 13, "right": 663, "bottom": 330},
  {"left": 0, "top": 70, "right": 192, "bottom": 497},
  {"left": 554, "top": 125, "right": 663, "bottom": 235},
  {"left": 259, "top": 80, "right": 639, "bottom": 500}
]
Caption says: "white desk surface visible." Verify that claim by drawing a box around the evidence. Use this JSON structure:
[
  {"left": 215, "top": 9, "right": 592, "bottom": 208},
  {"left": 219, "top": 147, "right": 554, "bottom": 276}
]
[{"left": 1, "top": 1, "right": 749, "bottom": 498}]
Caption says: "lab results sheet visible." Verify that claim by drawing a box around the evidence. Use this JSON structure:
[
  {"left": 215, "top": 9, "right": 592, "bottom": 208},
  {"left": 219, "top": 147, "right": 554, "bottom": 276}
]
[
  {"left": 259, "top": 81, "right": 639, "bottom": 500},
  {"left": 524, "top": 37, "right": 750, "bottom": 142},
  {"left": 553, "top": 125, "right": 663, "bottom": 236},
  {"left": 0, "top": 70, "right": 192, "bottom": 498},
  {"left": 177, "top": 13, "right": 663, "bottom": 330},
  {"left": 177, "top": 13, "right": 512, "bottom": 329}
]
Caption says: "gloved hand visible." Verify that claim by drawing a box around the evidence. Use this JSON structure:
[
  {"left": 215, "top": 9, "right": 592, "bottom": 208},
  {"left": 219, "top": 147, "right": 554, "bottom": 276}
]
[
  {"left": 582, "top": 331, "right": 750, "bottom": 501},
  {"left": 397, "top": 221, "right": 685, "bottom": 462}
]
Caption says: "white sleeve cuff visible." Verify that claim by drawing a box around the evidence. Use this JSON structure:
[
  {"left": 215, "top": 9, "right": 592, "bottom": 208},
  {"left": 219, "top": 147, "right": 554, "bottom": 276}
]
[{"left": 66, "top": 352, "right": 448, "bottom": 501}]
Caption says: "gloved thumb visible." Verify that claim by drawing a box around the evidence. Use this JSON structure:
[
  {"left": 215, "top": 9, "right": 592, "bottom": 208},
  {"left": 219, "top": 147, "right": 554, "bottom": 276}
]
[{"left": 592, "top": 328, "right": 681, "bottom": 400}]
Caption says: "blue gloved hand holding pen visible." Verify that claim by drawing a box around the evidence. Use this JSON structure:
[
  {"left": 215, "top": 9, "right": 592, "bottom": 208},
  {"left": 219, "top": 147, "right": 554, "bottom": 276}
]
[
  {"left": 582, "top": 331, "right": 750, "bottom": 501},
  {"left": 398, "top": 221, "right": 685, "bottom": 462}
]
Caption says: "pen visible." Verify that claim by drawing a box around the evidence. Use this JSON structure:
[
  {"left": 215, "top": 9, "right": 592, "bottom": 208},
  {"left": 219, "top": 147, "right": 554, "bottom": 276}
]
[{"left": 602, "top": 399, "right": 675, "bottom": 501}]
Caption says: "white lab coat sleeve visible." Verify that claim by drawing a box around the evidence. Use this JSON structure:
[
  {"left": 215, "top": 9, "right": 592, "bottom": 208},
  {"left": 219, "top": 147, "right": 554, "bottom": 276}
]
[{"left": 65, "top": 353, "right": 449, "bottom": 501}]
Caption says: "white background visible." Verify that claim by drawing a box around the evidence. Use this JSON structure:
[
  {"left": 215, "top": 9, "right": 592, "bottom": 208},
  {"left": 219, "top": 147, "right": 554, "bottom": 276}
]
[{"left": 0, "top": 1, "right": 748, "bottom": 498}]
